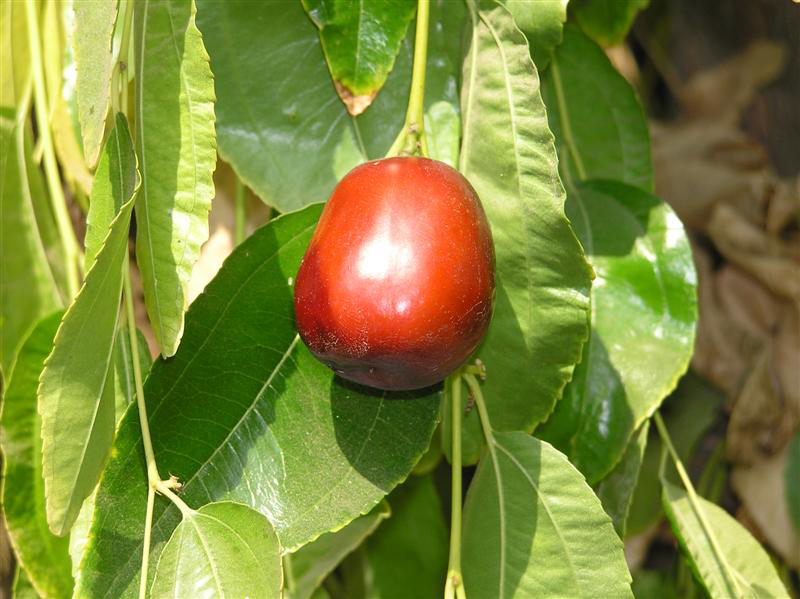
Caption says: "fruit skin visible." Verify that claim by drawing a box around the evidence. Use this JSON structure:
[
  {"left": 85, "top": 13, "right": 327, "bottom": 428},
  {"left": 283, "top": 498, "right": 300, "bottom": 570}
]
[{"left": 294, "top": 156, "right": 495, "bottom": 391}]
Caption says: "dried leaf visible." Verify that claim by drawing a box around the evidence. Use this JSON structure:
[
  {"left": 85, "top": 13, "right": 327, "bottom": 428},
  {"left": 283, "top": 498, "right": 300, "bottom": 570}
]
[{"left": 731, "top": 445, "right": 800, "bottom": 568}]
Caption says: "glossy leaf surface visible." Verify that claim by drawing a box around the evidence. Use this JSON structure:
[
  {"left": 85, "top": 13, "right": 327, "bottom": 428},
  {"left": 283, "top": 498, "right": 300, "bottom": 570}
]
[
  {"left": 503, "top": 0, "right": 567, "bottom": 69},
  {"left": 0, "top": 312, "right": 72, "bottom": 599},
  {"left": 452, "top": 2, "right": 592, "bottom": 463},
  {"left": 0, "top": 112, "right": 61, "bottom": 376},
  {"left": 461, "top": 432, "right": 633, "bottom": 598},
  {"left": 303, "top": 0, "right": 416, "bottom": 115},
  {"left": 596, "top": 420, "right": 649, "bottom": 538},
  {"left": 570, "top": 0, "right": 649, "bottom": 48},
  {"left": 288, "top": 502, "right": 389, "bottom": 599},
  {"left": 662, "top": 479, "right": 787, "bottom": 598},
  {"left": 38, "top": 115, "right": 139, "bottom": 536},
  {"left": 364, "top": 474, "right": 448, "bottom": 599},
  {"left": 542, "top": 25, "right": 652, "bottom": 190},
  {"left": 196, "top": 0, "right": 463, "bottom": 211},
  {"left": 73, "top": 0, "right": 117, "bottom": 167},
  {"left": 77, "top": 205, "right": 441, "bottom": 598},
  {"left": 151, "top": 501, "right": 282, "bottom": 599},
  {"left": 538, "top": 180, "right": 696, "bottom": 483},
  {"left": 134, "top": 0, "right": 216, "bottom": 357}
]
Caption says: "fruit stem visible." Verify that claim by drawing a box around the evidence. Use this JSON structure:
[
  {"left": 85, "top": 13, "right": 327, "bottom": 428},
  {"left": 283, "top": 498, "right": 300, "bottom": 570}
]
[
  {"left": 444, "top": 374, "right": 467, "bottom": 599},
  {"left": 25, "top": 0, "right": 82, "bottom": 299},
  {"left": 386, "top": 0, "right": 430, "bottom": 158},
  {"left": 463, "top": 372, "right": 494, "bottom": 448},
  {"left": 654, "top": 411, "right": 743, "bottom": 598}
]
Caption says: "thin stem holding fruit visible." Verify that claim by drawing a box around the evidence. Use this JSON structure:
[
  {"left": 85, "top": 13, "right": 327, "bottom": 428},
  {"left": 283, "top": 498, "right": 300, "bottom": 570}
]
[
  {"left": 444, "top": 374, "right": 466, "bottom": 599},
  {"left": 386, "top": 0, "right": 430, "bottom": 158},
  {"left": 24, "top": 0, "right": 82, "bottom": 299},
  {"left": 653, "top": 412, "right": 743, "bottom": 598},
  {"left": 464, "top": 372, "right": 494, "bottom": 448}
]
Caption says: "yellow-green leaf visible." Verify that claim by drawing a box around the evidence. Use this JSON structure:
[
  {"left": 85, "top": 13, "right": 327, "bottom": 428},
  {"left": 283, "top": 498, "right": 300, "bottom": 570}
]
[
  {"left": 0, "top": 312, "right": 72, "bottom": 599},
  {"left": 151, "top": 501, "right": 282, "bottom": 599},
  {"left": 38, "top": 115, "right": 139, "bottom": 536},
  {"left": 134, "top": 0, "right": 216, "bottom": 357},
  {"left": 0, "top": 110, "right": 60, "bottom": 377},
  {"left": 74, "top": 0, "right": 118, "bottom": 168}
]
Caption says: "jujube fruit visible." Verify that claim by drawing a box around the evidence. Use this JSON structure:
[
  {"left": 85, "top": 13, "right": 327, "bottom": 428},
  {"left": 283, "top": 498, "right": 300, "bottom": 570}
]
[{"left": 293, "top": 156, "right": 495, "bottom": 391}]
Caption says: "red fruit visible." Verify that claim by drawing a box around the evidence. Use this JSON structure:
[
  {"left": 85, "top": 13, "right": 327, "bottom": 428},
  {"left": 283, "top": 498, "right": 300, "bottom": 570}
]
[{"left": 294, "top": 156, "right": 495, "bottom": 391}]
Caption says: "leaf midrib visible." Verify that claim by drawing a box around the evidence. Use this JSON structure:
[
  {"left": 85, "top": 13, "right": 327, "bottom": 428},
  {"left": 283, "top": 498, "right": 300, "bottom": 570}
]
[
  {"left": 495, "top": 440, "right": 584, "bottom": 597},
  {"left": 100, "top": 224, "right": 315, "bottom": 595}
]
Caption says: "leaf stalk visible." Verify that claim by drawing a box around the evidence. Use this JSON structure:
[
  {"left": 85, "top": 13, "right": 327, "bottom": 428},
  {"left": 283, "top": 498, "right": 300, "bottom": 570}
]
[
  {"left": 124, "top": 257, "right": 193, "bottom": 599},
  {"left": 654, "top": 412, "right": 743, "bottom": 598}
]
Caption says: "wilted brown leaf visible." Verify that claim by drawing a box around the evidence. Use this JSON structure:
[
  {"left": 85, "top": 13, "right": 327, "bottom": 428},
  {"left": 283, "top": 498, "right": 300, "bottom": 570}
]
[{"left": 732, "top": 443, "right": 800, "bottom": 568}]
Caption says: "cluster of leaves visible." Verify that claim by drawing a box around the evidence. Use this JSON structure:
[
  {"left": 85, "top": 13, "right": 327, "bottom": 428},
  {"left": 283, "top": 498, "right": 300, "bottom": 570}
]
[{"left": 0, "top": 1, "right": 791, "bottom": 598}]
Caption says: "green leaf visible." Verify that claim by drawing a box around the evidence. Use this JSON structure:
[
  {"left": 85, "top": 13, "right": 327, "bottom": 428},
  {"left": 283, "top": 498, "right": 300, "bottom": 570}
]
[
  {"left": 73, "top": 0, "right": 117, "bottom": 168},
  {"left": 502, "top": 0, "right": 567, "bottom": 69},
  {"left": 570, "top": 0, "right": 648, "bottom": 48},
  {"left": 195, "top": 0, "right": 464, "bottom": 210},
  {"left": 0, "top": 112, "right": 61, "bottom": 378},
  {"left": 537, "top": 180, "right": 697, "bottom": 483},
  {"left": 596, "top": 420, "right": 649, "bottom": 538},
  {"left": 25, "top": 124, "right": 70, "bottom": 304},
  {"left": 451, "top": 2, "right": 591, "bottom": 464},
  {"left": 85, "top": 113, "right": 139, "bottom": 268},
  {"left": 0, "top": 1, "right": 29, "bottom": 108},
  {"left": 38, "top": 115, "right": 139, "bottom": 536},
  {"left": 631, "top": 570, "right": 679, "bottom": 599},
  {"left": 541, "top": 25, "right": 653, "bottom": 190},
  {"left": 134, "top": 0, "right": 216, "bottom": 357},
  {"left": 424, "top": 100, "right": 460, "bottom": 169},
  {"left": 661, "top": 479, "right": 788, "bottom": 598},
  {"left": 76, "top": 205, "right": 441, "bottom": 598},
  {"left": 13, "top": 568, "right": 40, "bottom": 599},
  {"left": 786, "top": 431, "right": 800, "bottom": 532},
  {"left": 69, "top": 328, "right": 152, "bottom": 580},
  {"left": 364, "top": 474, "right": 448, "bottom": 599},
  {"left": 302, "top": 0, "right": 416, "bottom": 115},
  {"left": 461, "top": 432, "right": 633, "bottom": 598},
  {"left": 627, "top": 372, "right": 724, "bottom": 537},
  {"left": 151, "top": 501, "right": 282, "bottom": 599},
  {"left": 48, "top": 1, "right": 92, "bottom": 197},
  {"left": 0, "top": 311, "right": 73, "bottom": 599},
  {"left": 288, "top": 502, "right": 389, "bottom": 599}
]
